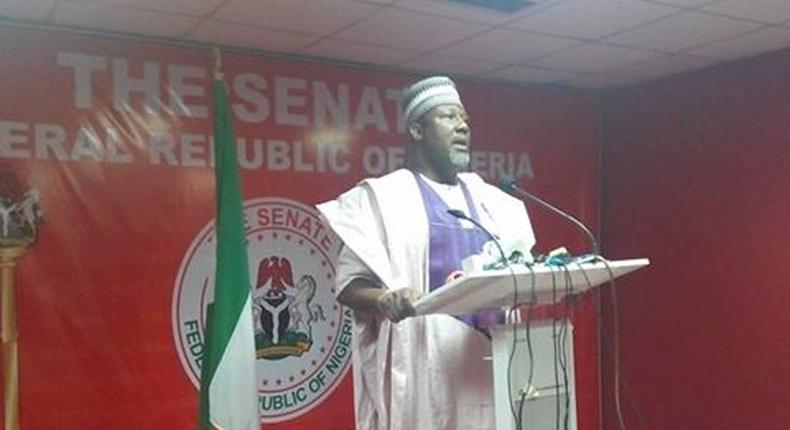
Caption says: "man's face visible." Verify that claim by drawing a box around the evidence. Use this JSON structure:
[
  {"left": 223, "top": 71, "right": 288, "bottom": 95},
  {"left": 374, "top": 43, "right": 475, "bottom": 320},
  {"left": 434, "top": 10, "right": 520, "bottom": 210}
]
[{"left": 414, "top": 103, "right": 471, "bottom": 176}]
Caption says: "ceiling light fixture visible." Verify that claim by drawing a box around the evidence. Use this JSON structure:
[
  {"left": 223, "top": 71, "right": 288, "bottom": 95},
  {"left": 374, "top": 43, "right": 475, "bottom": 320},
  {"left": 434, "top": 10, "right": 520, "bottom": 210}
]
[{"left": 444, "top": 0, "right": 542, "bottom": 13}]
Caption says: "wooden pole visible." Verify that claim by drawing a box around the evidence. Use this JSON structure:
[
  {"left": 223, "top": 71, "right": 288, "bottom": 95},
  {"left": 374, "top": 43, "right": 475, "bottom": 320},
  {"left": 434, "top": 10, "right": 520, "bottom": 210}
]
[{"left": 1, "top": 245, "right": 27, "bottom": 430}]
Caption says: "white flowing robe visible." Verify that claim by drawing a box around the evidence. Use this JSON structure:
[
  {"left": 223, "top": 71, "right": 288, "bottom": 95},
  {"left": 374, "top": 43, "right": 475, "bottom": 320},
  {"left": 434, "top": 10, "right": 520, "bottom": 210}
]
[{"left": 317, "top": 169, "right": 535, "bottom": 430}]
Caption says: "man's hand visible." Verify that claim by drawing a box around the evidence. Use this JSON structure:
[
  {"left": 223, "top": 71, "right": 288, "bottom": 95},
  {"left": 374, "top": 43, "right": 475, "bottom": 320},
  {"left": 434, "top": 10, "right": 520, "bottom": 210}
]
[{"left": 376, "top": 288, "right": 422, "bottom": 322}]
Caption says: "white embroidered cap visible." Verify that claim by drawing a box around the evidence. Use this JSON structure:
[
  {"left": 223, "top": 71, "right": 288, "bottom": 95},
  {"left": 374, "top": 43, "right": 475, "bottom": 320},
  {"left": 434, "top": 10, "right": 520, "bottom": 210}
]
[{"left": 402, "top": 76, "right": 462, "bottom": 125}]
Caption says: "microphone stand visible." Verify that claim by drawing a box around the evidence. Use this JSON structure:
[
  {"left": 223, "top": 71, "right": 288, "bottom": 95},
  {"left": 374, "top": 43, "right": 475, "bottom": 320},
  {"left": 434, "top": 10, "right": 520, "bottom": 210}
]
[
  {"left": 446, "top": 209, "right": 510, "bottom": 267},
  {"left": 499, "top": 178, "right": 600, "bottom": 257}
]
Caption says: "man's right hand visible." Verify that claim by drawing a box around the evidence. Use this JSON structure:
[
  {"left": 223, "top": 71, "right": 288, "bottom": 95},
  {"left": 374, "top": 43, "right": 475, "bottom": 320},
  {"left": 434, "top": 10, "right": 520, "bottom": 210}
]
[{"left": 376, "top": 288, "right": 422, "bottom": 322}]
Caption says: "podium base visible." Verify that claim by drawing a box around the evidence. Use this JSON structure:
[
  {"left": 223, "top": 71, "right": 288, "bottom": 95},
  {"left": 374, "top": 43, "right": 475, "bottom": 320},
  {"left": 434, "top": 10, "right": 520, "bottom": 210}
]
[{"left": 491, "top": 321, "right": 578, "bottom": 430}]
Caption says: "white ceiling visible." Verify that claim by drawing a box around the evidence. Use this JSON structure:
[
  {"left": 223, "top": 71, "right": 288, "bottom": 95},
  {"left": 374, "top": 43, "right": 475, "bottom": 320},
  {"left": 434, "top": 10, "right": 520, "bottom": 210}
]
[{"left": 3, "top": 0, "right": 790, "bottom": 89}]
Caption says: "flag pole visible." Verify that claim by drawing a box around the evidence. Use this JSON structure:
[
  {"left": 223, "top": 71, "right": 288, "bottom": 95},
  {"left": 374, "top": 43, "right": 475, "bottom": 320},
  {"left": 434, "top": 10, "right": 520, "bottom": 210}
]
[
  {"left": 197, "top": 47, "right": 260, "bottom": 430},
  {"left": 212, "top": 47, "right": 223, "bottom": 81},
  {"left": 1, "top": 245, "right": 26, "bottom": 430}
]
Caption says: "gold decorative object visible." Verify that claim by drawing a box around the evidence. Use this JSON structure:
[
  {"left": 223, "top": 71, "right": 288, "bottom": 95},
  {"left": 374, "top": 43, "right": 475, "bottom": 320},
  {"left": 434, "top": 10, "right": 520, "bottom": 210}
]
[{"left": 0, "top": 187, "right": 43, "bottom": 430}]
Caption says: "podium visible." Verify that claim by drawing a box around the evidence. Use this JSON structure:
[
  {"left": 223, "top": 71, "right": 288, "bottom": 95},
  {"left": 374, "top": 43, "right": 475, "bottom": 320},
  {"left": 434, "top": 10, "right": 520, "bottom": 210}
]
[{"left": 414, "top": 258, "right": 649, "bottom": 430}]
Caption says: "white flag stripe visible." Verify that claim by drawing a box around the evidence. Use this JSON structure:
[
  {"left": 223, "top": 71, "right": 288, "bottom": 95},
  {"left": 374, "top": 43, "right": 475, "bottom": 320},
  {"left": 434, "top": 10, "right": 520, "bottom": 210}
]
[{"left": 209, "top": 296, "right": 259, "bottom": 430}]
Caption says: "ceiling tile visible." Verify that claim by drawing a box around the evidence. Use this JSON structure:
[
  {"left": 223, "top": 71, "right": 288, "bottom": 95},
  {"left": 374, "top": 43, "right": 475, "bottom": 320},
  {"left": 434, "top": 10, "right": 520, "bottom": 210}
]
[
  {"left": 605, "top": 10, "right": 762, "bottom": 52},
  {"left": 641, "top": 0, "right": 723, "bottom": 7},
  {"left": 58, "top": 0, "right": 226, "bottom": 16},
  {"left": 0, "top": 0, "right": 55, "bottom": 20},
  {"left": 11, "top": 0, "right": 787, "bottom": 89},
  {"left": 484, "top": 65, "right": 578, "bottom": 84},
  {"left": 300, "top": 39, "right": 418, "bottom": 66},
  {"left": 611, "top": 52, "right": 713, "bottom": 80},
  {"left": 688, "top": 27, "right": 790, "bottom": 59},
  {"left": 562, "top": 73, "right": 633, "bottom": 89},
  {"left": 51, "top": 1, "right": 199, "bottom": 37},
  {"left": 393, "top": 0, "right": 565, "bottom": 25},
  {"left": 441, "top": 28, "right": 579, "bottom": 63},
  {"left": 187, "top": 19, "right": 318, "bottom": 52},
  {"left": 573, "top": 53, "right": 719, "bottom": 88},
  {"left": 507, "top": 0, "right": 678, "bottom": 39},
  {"left": 530, "top": 42, "right": 661, "bottom": 73},
  {"left": 702, "top": 0, "right": 790, "bottom": 24},
  {"left": 397, "top": 53, "right": 504, "bottom": 76},
  {"left": 215, "top": 0, "right": 380, "bottom": 37},
  {"left": 333, "top": 7, "right": 488, "bottom": 51}
]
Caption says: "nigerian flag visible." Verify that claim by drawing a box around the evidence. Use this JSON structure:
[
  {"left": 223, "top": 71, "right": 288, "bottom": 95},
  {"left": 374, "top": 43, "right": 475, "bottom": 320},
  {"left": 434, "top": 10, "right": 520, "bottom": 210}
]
[{"left": 198, "top": 71, "right": 259, "bottom": 430}]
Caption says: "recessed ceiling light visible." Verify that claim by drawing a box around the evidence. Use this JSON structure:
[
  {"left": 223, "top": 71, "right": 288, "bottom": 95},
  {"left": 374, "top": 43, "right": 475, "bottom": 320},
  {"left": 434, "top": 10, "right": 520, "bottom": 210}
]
[{"left": 444, "top": 0, "right": 542, "bottom": 13}]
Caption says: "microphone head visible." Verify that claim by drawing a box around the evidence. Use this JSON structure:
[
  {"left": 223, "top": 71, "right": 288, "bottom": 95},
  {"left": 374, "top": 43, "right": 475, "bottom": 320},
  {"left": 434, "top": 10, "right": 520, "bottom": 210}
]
[
  {"left": 499, "top": 176, "right": 518, "bottom": 192},
  {"left": 446, "top": 209, "right": 468, "bottom": 219}
]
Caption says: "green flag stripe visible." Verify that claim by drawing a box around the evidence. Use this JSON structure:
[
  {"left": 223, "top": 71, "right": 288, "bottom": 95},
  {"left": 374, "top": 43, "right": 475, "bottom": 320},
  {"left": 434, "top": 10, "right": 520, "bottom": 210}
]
[{"left": 198, "top": 75, "right": 257, "bottom": 430}]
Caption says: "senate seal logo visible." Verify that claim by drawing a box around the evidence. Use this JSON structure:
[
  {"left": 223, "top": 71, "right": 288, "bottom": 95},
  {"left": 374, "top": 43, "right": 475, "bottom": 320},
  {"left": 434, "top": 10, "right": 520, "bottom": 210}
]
[{"left": 172, "top": 197, "right": 353, "bottom": 423}]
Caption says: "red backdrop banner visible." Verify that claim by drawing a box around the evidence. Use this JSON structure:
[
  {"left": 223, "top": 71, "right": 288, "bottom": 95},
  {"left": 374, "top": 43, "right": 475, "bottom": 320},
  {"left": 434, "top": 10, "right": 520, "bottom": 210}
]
[
  {"left": 602, "top": 49, "right": 790, "bottom": 430},
  {"left": 0, "top": 24, "right": 601, "bottom": 429}
]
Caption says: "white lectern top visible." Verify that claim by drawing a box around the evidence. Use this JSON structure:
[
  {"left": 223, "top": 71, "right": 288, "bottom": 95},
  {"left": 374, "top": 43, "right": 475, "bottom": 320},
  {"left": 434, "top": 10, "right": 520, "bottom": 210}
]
[{"left": 414, "top": 258, "right": 649, "bottom": 316}]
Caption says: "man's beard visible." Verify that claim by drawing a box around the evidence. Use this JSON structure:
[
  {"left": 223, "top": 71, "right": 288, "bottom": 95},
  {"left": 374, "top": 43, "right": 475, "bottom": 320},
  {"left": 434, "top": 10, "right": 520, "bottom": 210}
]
[{"left": 449, "top": 150, "right": 470, "bottom": 168}]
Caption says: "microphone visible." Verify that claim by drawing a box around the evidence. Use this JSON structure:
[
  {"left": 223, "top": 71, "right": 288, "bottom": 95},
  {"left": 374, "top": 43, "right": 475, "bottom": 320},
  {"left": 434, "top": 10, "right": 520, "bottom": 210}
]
[
  {"left": 446, "top": 209, "right": 510, "bottom": 267},
  {"left": 499, "top": 177, "right": 600, "bottom": 256}
]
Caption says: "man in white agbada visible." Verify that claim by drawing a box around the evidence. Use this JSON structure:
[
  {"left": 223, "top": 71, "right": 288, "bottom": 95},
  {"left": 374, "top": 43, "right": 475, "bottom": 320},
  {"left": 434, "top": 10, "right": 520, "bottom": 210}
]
[{"left": 317, "top": 76, "right": 535, "bottom": 430}]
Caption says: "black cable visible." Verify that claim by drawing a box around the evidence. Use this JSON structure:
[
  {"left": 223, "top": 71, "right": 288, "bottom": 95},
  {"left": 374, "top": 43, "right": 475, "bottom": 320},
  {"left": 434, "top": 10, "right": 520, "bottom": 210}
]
[
  {"left": 572, "top": 260, "right": 596, "bottom": 430},
  {"left": 506, "top": 268, "right": 521, "bottom": 428},
  {"left": 560, "top": 264, "right": 573, "bottom": 430},
  {"left": 516, "top": 258, "right": 604, "bottom": 430},
  {"left": 499, "top": 257, "right": 522, "bottom": 428},
  {"left": 598, "top": 257, "right": 629, "bottom": 430},
  {"left": 551, "top": 263, "right": 574, "bottom": 430},
  {"left": 445, "top": 209, "right": 523, "bottom": 427},
  {"left": 572, "top": 260, "right": 594, "bottom": 292},
  {"left": 514, "top": 261, "right": 537, "bottom": 430},
  {"left": 568, "top": 257, "right": 648, "bottom": 430},
  {"left": 550, "top": 265, "right": 560, "bottom": 430},
  {"left": 525, "top": 262, "right": 537, "bottom": 404},
  {"left": 517, "top": 393, "right": 527, "bottom": 429}
]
